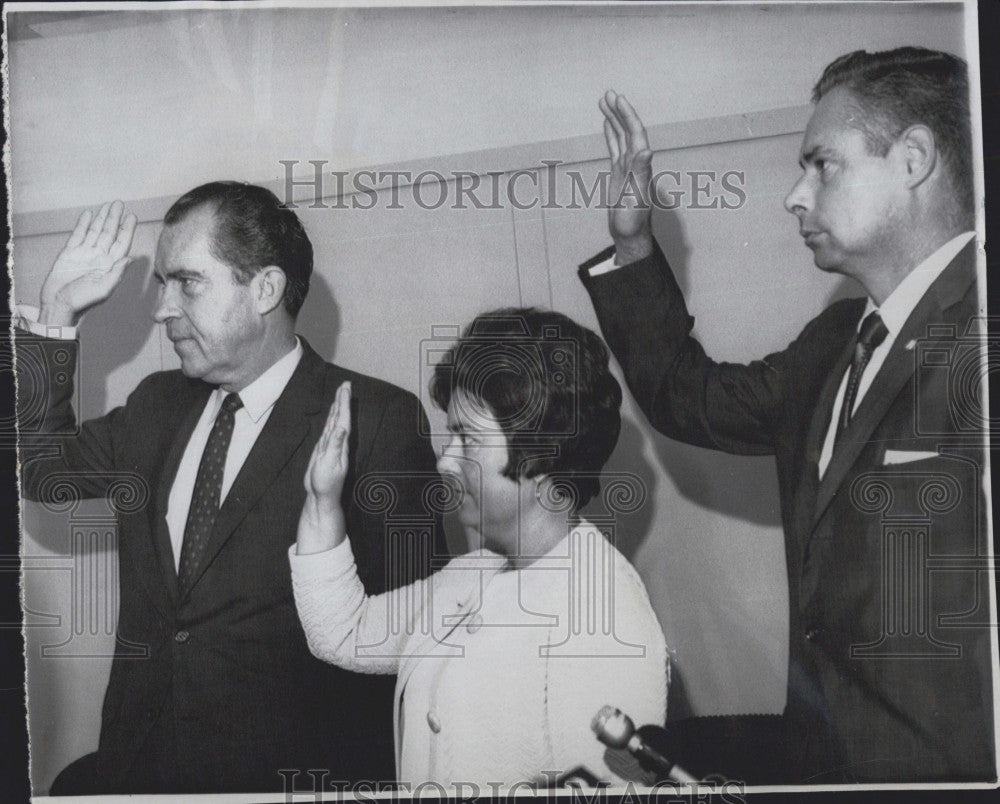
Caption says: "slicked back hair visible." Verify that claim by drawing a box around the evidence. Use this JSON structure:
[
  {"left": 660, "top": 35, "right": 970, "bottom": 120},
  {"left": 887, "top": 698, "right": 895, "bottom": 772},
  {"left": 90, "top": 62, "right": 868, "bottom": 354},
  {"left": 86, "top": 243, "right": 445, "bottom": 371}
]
[
  {"left": 812, "top": 47, "right": 973, "bottom": 219},
  {"left": 164, "top": 181, "right": 313, "bottom": 317}
]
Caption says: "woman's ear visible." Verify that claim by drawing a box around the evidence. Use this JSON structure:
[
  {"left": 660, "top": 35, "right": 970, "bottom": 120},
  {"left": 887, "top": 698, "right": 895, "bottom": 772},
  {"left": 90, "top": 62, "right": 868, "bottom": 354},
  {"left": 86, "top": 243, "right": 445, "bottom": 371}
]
[{"left": 532, "top": 473, "right": 573, "bottom": 513}]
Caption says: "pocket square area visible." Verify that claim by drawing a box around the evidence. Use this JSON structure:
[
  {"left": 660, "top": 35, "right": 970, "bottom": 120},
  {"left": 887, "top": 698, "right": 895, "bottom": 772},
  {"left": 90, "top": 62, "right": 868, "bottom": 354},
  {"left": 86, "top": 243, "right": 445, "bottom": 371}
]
[{"left": 882, "top": 449, "right": 940, "bottom": 465}]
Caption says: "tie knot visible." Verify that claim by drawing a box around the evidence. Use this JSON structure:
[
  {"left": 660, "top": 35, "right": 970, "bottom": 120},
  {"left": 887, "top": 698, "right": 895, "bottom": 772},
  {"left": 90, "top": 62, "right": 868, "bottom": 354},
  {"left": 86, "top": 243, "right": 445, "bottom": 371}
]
[
  {"left": 858, "top": 311, "right": 888, "bottom": 352},
  {"left": 220, "top": 392, "right": 244, "bottom": 415}
]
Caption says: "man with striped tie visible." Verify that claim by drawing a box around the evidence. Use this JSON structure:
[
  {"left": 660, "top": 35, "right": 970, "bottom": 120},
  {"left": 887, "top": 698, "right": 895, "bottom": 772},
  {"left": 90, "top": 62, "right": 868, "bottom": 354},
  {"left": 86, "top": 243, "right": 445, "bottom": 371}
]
[{"left": 579, "top": 48, "right": 993, "bottom": 784}]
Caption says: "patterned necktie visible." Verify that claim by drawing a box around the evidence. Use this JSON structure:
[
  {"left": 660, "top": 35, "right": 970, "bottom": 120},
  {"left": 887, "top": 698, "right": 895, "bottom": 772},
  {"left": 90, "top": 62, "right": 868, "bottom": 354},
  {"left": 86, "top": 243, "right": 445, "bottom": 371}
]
[
  {"left": 835, "top": 311, "right": 888, "bottom": 443},
  {"left": 178, "top": 392, "right": 244, "bottom": 591}
]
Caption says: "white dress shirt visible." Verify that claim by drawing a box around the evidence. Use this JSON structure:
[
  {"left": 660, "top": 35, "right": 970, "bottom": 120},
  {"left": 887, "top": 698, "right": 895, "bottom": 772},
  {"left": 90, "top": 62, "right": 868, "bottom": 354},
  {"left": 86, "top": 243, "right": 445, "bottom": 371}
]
[
  {"left": 165, "top": 339, "right": 303, "bottom": 567},
  {"left": 816, "top": 231, "right": 974, "bottom": 476},
  {"left": 586, "top": 231, "right": 976, "bottom": 478}
]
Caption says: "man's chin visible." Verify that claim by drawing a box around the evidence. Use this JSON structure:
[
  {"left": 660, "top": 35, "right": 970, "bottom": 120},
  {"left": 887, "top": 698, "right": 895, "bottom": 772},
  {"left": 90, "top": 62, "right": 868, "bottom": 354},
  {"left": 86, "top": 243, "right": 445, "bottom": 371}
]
[
  {"left": 176, "top": 359, "right": 207, "bottom": 380},
  {"left": 810, "top": 249, "right": 843, "bottom": 274}
]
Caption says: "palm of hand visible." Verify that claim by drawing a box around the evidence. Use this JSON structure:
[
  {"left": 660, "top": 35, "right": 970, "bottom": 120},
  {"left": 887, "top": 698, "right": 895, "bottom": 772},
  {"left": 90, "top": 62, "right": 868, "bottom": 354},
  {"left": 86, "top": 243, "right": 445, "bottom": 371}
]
[
  {"left": 606, "top": 133, "right": 653, "bottom": 241},
  {"left": 306, "top": 432, "right": 348, "bottom": 499},
  {"left": 39, "top": 201, "right": 137, "bottom": 320},
  {"left": 42, "top": 244, "right": 128, "bottom": 310},
  {"left": 305, "top": 382, "right": 352, "bottom": 500},
  {"left": 600, "top": 91, "right": 654, "bottom": 249}
]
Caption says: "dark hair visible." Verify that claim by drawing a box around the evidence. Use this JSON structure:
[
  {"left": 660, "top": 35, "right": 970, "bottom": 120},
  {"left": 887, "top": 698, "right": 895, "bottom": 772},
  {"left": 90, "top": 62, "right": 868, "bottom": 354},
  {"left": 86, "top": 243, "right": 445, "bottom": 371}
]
[
  {"left": 164, "top": 181, "right": 313, "bottom": 316},
  {"left": 430, "top": 307, "right": 622, "bottom": 509},
  {"left": 812, "top": 47, "right": 972, "bottom": 218}
]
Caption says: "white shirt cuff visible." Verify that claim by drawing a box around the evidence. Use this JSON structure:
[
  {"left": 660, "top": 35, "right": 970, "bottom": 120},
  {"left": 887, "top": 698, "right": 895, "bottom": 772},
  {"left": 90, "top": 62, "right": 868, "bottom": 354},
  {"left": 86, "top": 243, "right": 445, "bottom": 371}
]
[
  {"left": 14, "top": 304, "right": 79, "bottom": 340},
  {"left": 287, "top": 539, "right": 356, "bottom": 581},
  {"left": 587, "top": 252, "right": 622, "bottom": 276}
]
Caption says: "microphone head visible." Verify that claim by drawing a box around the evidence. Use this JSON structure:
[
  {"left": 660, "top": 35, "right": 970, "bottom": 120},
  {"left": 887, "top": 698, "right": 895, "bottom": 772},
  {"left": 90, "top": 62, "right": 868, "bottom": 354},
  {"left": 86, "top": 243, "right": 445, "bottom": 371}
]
[{"left": 591, "top": 705, "right": 636, "bottom": 749}]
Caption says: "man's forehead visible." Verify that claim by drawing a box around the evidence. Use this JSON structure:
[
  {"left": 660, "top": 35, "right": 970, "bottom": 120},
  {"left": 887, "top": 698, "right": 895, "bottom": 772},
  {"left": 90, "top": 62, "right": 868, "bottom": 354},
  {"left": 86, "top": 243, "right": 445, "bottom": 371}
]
[
  {"left": 800, "top": 88, "right": 866, "bottom": 155},
  {"left": 155, "top": 205, "right": 216, "bottom": 263},
  {"left": 803, "top": 87, "right": 864, "bottom": 145}
]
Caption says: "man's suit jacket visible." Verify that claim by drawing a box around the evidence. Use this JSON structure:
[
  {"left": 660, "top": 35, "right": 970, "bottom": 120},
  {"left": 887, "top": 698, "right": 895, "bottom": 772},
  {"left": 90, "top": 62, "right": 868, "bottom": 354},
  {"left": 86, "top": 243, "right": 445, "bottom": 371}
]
[
  {"left": 579, "top": 240, "right": 994, "bottom": 783},
  {"left": 18, "top": 336, "right": 447, "bottom": 793}
]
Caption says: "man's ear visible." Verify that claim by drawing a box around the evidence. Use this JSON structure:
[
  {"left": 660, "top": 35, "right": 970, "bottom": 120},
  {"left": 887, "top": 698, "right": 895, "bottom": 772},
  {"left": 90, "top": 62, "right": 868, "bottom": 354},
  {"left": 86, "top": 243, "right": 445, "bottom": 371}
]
[
  {"left": 899, "top": 124, "right": 938, "bottom": 189},
  {"left": 254, "top": 266, "right": 287, "bottom": 315}
]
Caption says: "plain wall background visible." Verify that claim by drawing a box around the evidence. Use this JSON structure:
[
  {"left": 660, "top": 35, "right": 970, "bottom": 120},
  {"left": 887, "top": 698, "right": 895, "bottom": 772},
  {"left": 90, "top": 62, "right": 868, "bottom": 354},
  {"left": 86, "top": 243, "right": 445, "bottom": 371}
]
[{"left": 7, "top": 3, "right": 970, "bottom": 794}]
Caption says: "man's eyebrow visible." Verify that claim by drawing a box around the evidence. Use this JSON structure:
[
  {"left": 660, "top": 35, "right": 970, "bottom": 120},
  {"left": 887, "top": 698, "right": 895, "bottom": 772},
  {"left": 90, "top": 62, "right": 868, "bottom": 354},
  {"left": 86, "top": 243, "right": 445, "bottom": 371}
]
[
  {"left": 799, "top": 146, "right": 836, "bottom": 168},
  {"left": 156, "top": 266, "right": 203, "bottom": 280}
]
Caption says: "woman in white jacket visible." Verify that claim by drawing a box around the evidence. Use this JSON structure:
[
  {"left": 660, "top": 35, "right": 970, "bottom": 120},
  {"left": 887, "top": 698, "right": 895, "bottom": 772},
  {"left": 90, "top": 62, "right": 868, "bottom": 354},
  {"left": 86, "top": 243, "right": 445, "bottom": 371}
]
[{"left": 290, "top": 308, "right": 668, "bottom": 790}]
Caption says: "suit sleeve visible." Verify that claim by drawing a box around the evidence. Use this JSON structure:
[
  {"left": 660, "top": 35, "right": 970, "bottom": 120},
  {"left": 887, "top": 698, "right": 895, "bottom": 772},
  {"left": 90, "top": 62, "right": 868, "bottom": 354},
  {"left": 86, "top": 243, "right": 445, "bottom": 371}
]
[
  {"left": 347, "top": 386, "right": 448, "bottom": 594},
  {"left": 580, "top": 242, "right": 793, "bottom": 456},
  {"left": 16, "top": 330, "right": 137, "bottom": 502}
]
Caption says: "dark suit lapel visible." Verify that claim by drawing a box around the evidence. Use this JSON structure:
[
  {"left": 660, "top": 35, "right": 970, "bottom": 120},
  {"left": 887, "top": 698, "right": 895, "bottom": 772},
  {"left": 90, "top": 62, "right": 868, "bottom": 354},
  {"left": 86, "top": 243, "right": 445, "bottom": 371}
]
[
  {"left": 149, "top": 383, "right": 213, "bottom": 607},
  {"left": 793, "top": 322, "right": 858, "bottom": 555},
  {"left": 180, "top": 342, "right": 327, "bottom": 596},
  {"left": 810, "top": 240, "right": 977, "bottom": 531}
]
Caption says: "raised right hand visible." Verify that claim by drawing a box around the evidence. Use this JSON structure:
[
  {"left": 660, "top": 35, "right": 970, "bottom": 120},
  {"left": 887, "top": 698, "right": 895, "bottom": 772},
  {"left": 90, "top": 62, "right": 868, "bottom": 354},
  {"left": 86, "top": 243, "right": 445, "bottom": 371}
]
[
  {"left": 39, "top": 200, "right": 137, "bottom": 326},
  {"left": 599, "top": 91, "right": 655, "bottom": 265},
  {"left": 297, "top": 382, "right": 351, "bottom": 555},
  {"left": 305, "top": 381, "right": 352, "bottom": 502}
]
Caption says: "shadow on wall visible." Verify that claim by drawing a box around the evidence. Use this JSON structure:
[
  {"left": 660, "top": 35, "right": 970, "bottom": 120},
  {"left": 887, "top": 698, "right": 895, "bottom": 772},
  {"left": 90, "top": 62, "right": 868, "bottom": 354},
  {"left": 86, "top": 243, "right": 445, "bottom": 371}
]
[
  {"left": 621, "top": 205, "right": 857, "bottom": 720},
  {"left": 640, "top": 207, "right": 857, "bottom": 529},
  {"left": 78, "top": 256, "right": 156, "bottom": 420},
  {"left": 295, "top": 272, "right": 342, "bottom": 363},
  {"left": 581, "top": 417, "right": 658, "bottom": 563}
]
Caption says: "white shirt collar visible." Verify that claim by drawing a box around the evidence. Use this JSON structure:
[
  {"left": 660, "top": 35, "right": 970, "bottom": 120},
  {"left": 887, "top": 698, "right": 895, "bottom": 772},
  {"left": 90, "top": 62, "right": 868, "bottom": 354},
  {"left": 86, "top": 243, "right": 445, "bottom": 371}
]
[
  {"left": 863, "top": 231, "right": 975, "bottom": 335},
  {"left": 212, "top": 337, "right": 304, "bottom": 422}
]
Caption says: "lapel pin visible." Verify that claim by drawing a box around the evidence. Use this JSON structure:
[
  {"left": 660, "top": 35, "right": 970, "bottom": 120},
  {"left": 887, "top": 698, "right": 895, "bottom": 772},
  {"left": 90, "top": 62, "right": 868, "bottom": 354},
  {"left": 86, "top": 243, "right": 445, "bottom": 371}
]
[{"left": 905, "top": 339, "right": 917, "bottom": 350}]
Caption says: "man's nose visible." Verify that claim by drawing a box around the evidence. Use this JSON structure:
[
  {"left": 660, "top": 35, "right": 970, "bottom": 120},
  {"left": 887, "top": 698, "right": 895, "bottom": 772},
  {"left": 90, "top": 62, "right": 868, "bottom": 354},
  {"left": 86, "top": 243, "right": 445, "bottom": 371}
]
[
  {"left": 784, "top": 174, "right": 812, "bottom": 216},
  {"left": 152, "top": 286, "right": 177, "bottom": 323}
]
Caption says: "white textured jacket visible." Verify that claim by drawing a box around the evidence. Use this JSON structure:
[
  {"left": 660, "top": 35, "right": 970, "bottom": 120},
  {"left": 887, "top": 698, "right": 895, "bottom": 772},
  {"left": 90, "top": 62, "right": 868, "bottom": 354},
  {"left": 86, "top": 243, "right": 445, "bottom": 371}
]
[{"left": 289, "top": 522, "right": 668, "bottom": 788}]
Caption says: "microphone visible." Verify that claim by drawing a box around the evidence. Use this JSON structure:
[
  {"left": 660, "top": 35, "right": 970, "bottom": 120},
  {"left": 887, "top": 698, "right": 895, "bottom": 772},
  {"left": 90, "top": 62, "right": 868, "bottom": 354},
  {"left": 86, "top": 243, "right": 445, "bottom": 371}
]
[{"left": 591, "top": 706, "right": 698, "bottom": 784}]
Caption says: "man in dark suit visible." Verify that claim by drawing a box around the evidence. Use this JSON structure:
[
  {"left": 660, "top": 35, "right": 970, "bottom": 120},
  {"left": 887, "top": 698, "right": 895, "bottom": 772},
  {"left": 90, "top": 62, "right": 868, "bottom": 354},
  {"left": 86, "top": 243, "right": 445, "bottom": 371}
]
[
  {"left": 579, "top": 48, "right": 994, "bottom": 783},
  {"left": 17, "top": 183, "right": 446, "bottom": 793}
]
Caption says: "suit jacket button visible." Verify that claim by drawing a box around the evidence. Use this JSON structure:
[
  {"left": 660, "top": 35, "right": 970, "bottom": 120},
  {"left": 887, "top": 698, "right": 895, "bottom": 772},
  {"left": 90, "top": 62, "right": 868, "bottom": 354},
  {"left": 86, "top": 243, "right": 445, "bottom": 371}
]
[
  {"left": 466, "top": 614, "right": 483, "bottom": 634},
  {"left": 805, "top": 628, "right": 823, "bottom": 643},
  {"left": 426, "top": 711, "right": 442, "bottom": 733},
  {"left": 174, "top": 630, "right": 190, "bottom": 643}
]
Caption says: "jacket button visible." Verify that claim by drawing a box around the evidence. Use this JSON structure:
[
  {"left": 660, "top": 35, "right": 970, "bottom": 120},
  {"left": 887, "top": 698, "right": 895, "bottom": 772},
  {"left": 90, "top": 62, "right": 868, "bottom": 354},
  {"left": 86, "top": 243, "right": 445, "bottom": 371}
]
[
  {"left": 426, "top": 711, "right": 442, "bottom": 733},
  {"left": 805, "top": 627, "right": 823, "bottom": 643},
  {"left": 466, "top": 614, "right": 483, "bottom": 634},
  {"left": 174, "top": 630, "right": 190, "bottom": 643}
]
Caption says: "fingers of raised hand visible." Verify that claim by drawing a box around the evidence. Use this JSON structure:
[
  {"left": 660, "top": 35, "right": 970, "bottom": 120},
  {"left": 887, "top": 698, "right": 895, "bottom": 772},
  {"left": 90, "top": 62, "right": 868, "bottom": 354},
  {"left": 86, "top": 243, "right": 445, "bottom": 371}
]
[
  {"left": 95, "top": 201, "right": 125, "bottom": 251},
  {"left": 600, "top": 91, "right": 628, "bottom": 157},
  {"left": 337, "top": 382, "right": 352, "bottom": 437},
  {"left": 84, "top": 202, "right": 112, "bottom": 248},
  {"left": 319, "top": 382, "right": 352, "bottom": 453},
  {"left": 108, "top": 212, "right": 138, "bottom": 262},
  {"left": 603, "top": 119, "right": 620, "bottom": 163},
  {"left": 67, "top": 209, "right": 93, "bottom": 249},
  {"left": 615, "top": 95, "right": 650, "bottom": 153}
]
